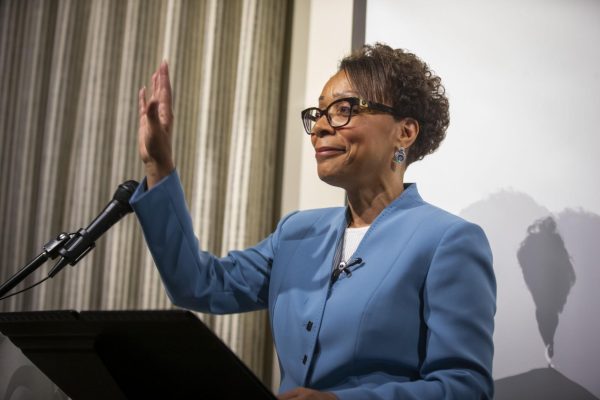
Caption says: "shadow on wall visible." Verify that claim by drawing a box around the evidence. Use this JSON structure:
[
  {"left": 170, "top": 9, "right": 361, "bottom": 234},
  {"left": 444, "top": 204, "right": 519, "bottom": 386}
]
[
  {"left": 460, "top": 191, "right": 600, "bottom": 399},
  {"left": 495, "top": 368, "right": 597, "bottom": 400},
  {"left": 517, "top": 216, "right": 575, "bottom": 364}
]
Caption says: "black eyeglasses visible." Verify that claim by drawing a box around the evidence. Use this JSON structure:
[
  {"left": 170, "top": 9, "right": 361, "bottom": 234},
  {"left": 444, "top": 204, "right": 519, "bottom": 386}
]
[{"left": 301, "top": 97, "right": 400, "bottom": 135}]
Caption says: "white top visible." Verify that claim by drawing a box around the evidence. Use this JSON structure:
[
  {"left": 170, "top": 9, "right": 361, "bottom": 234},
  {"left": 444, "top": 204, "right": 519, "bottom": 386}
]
[{"left": 342, "top": 225, "right": 370, "bottom": 262}]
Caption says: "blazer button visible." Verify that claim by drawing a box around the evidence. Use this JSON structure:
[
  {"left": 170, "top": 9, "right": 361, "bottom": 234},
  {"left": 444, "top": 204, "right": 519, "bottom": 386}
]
[
  {"left": 302, "top": 354, "right": 308, "bottom": 364},
  {"left": 306, "top": 321, "right": 313, "bottom": 331}
]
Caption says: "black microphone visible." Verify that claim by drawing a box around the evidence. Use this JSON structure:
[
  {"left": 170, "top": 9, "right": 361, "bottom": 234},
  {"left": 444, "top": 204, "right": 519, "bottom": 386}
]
[{"left": 48, "top": 180, "right": 139, "bottom": 278}]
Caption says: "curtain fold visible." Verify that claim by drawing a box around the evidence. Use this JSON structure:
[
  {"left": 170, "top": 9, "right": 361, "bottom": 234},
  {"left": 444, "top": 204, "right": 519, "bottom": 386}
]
[{"left": 0, "top": 0, "right": 290, "bottom": 383}]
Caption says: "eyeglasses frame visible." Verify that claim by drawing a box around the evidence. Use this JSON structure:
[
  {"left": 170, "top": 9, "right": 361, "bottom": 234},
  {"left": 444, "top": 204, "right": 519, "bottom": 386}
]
[{"left": 301, "top": 97, "right": 401, "bottom": 135}]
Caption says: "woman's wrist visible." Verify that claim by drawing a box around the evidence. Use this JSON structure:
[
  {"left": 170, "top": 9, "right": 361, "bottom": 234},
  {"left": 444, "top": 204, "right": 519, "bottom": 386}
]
[{"left": 144, "top": 160, "right": 175, "bottom": 189}]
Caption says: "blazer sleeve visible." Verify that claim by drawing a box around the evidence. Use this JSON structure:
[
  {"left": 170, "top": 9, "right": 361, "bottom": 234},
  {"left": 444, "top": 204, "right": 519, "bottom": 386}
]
[
  {"left": 331, "top": 221, "right": 496, "bottom": 400},
  {"left": 129, "top": 170, "right": 295, "bottom": 314}
]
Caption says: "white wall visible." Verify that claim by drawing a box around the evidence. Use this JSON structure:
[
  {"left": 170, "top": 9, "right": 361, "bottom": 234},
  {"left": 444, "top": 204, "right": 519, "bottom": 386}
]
[
  {"left": 367, "top": 0, "right": 600, "bottom": 216},
  {"left": 280, "top": 0, "right": 353, "bottom": 216},
  {"left": 366, "top": 0, "right": 600, "bottom": 397}
]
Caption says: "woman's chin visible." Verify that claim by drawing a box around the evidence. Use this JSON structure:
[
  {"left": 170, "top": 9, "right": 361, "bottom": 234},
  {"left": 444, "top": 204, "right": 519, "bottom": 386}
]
[{"left": 317, "top": 169, "right": 347, "bottom": 189}]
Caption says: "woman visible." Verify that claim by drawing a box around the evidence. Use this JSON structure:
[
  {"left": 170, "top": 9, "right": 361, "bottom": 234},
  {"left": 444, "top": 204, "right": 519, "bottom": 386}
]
[{"left": 131, "top": 44, "right": 496, "bottom": 399}]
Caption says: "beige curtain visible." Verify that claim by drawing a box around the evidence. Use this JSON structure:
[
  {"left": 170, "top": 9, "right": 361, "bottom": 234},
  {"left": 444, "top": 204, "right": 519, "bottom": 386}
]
[{"left": 0, "top": 0, "right": 290, "bottom": 385}]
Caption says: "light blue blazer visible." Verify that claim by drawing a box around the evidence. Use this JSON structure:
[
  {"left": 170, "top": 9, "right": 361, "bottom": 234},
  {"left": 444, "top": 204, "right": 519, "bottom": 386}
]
[{"left": 130, "top": 171, "right": 496, "bottom": 400}]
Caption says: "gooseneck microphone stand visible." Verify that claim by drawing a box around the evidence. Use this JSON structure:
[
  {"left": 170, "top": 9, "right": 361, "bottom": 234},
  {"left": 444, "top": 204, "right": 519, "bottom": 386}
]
[
  {"left": 0, "top": 180, "right": 138, "bottom": 299},
  {"left": 0, "top": 232, "right": 72, "bottom": 298}
]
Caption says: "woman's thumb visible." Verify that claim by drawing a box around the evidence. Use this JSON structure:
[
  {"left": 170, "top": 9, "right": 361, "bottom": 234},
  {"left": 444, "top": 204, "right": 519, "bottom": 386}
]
[{"left": 146, "top": 101, "right": 161, "bottom": 129}]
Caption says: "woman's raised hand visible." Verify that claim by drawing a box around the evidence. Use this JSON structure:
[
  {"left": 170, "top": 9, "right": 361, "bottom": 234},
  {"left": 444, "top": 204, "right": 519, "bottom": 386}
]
[{"left": 138, "top": 61, "right": 175, "bottom": 188}]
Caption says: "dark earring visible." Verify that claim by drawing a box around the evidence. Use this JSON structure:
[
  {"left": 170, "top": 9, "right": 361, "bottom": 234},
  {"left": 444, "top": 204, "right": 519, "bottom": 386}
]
[{"left": 393, "top": 147, "right": 406, "bottom": 164}]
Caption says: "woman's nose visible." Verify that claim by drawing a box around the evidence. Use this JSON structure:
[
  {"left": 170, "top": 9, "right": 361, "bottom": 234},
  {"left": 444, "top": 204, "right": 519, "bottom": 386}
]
[{"left": 312, "top": 115, "right": 334, "bottom": 137}]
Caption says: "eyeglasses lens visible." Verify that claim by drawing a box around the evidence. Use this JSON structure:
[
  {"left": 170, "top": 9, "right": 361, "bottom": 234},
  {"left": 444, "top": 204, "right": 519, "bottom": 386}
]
[
  {"left": 302, "top": 99, "right": 354, "bottom": 134},
  {"left": 303, "top": 109, "right": 318, "bottom": 134},
  {"left": 329, "top": 100, "right": 353, "bottom": 128}
]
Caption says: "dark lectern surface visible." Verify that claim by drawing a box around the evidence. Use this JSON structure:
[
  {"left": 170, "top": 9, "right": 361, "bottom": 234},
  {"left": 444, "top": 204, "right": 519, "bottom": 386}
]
[{"left": 0, "top": 310, "right": 277, "bottom": 400}]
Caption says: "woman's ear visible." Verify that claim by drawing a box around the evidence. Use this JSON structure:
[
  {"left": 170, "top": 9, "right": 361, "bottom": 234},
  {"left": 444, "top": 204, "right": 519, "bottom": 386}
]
[{"left": 398, "top": 118, "right": 419, "bottom": 149}]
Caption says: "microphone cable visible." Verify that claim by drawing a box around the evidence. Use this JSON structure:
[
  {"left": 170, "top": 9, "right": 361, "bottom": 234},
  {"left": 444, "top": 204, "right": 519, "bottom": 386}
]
[{"left": 0, "top": 276, "right": 50, "bottom": 301}]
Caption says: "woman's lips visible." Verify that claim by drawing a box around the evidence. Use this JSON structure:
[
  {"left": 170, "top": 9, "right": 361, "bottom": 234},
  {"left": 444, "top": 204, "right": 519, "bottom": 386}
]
[{"left": 315, "top": 146, "right": 346, "bottom": 159}]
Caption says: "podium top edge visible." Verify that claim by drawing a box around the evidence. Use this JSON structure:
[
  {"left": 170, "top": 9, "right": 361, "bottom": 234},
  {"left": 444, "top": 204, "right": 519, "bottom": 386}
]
[
  {"left": 0, "top": 310, "right": 79, "bottom": 322},
  {"left": 0, "top": 309, "right": 196, "bottom": 323}
]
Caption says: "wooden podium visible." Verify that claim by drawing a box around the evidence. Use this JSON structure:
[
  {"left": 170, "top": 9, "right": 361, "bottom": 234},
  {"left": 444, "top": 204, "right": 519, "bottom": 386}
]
[{"left": 0, "top": 310, "right": 276, "bottom": 399}]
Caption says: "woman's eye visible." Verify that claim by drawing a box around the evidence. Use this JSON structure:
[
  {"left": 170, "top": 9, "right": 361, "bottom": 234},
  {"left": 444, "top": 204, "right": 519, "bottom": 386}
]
[{"left": 337, "top": 105, "right": 352, "bottom": 116}]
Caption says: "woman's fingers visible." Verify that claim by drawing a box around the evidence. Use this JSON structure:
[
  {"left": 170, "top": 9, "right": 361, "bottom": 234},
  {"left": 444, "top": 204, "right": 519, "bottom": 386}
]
[
  {"left": 152, "top": 70, "right": 158, "bottom": 100},
  {"left": 137, "top": 62, "right": 175, "bottom": 185},
  {"left": 277, "top": 388, "right": 338, "bottom": 400},
  {"left": 277, "top": 390, "right": 296, "bottom": 400},
  {"left": 158, "top": 61, "right": 173, "bottom": 127},
  {"left": 143, "top": 62, "right": 172, "bottom": 129},
  {"left": 138, "top": 86, "right": 147, "bottom": 117}
]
